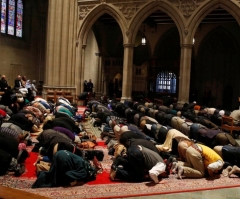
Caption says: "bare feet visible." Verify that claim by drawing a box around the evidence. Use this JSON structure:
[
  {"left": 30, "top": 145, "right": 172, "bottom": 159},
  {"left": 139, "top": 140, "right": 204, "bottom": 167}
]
[
  {"left": 33, "top": 155, "right": 43, "bottom": 166},
  {"left": 222, "top": 166, "right": 232, "bottom": 177},
  {"left": 177, "top": 165, "right": 183, "bottom": 179},
  {"left": 228, "top": 165, "right": 240, "bottom": 177},
  {"left": 171, "top": 162, "right": 178, "bottom": 174}
]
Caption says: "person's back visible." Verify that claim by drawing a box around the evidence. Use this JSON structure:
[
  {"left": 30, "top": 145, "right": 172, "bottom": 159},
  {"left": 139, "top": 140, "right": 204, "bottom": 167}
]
[
  {"left": 230, "top": 110, "right": 240, "bottom": 125},
  {"left": 120, "top": 137, "right": 159, "bottom": 154},
  {"left": 128, "top": 145, "right": 166, "bottom": 183},
  {"left": 140, "top": 145, "right": 164, "bottom": 170}
]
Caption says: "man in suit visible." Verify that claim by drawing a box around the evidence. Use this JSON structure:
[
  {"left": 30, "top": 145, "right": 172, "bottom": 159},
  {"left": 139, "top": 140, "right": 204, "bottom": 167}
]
[
  {"left": 14, "top": 75, "right": 22, "bottom": 89},
  {"left": 0, "top": 75, "right": 10, "bottom": 91},
  {"left": 87, "top": 79, "right": 93, "bottom": 93}
]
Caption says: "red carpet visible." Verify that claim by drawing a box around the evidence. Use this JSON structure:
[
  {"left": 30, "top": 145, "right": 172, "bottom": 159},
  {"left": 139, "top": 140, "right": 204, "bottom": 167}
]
[
  {"left": 2, "top": 141, "right": 240, "bottom": 199},
  {"left": 19, "top": 141, "right": 114, "bottom": 185}
]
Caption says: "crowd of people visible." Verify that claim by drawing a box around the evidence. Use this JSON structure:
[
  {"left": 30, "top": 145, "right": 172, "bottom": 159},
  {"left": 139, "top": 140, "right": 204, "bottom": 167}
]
[
  {"left": 0, "top": 74, "right": 38, "bottom": 102},
  {"left": 0, "top": 76, "right": 103, "bottom": 188},
  {"left": 1, "top": 76, "right": 240, "bottom": 188},
  {"left": 84, "top": 97, "right": 240, "bottom": 183}
]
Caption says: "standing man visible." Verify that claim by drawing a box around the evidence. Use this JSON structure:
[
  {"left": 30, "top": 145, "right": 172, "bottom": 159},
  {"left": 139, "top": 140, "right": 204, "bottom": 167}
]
[
  {"left": 87, "top": 79, "right": 94, "bottom": 93},
  {"left": 83, "top": 80, "right": 88, "bottom": 92}
]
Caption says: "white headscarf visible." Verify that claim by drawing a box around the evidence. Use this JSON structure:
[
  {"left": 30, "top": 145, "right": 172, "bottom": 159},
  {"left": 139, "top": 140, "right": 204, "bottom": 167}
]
[{"left": 25, "top": 80, "right": 32, "bottom": 89}]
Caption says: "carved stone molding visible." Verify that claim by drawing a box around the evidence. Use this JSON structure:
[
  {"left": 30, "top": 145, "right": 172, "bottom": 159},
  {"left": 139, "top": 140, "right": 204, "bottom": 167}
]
[
  {"left": 118, "top": 3, "right": 138, "bottom": 20},
  {"left": 169, "top": 0, "right": 205, "bottom": 17},
  {"left": 79, "top": 5, "right": 95, "bottom": 20},
  {"left": 233, "top": 0, "right": 240, "bottom": 5},
  {"left": 123, "top": 43, "right": 134, "bottom": 48},
  {"left": 181, "top": 43, "right": 194, "bottom": 48},
  {"left": 126, "top": 29, "right": 133, "bottom": 37}
]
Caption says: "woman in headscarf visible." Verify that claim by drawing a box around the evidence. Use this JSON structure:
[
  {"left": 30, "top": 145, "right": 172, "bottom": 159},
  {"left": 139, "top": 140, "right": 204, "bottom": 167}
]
[{"left": 32, "top": 150, "right": 96, "bottom": 188}]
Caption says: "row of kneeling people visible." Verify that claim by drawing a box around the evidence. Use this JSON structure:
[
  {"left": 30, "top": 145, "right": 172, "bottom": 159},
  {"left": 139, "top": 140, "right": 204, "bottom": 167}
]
[
  {"left": 0, "top": 93, "right": 104, "bottom": 188},
  {"left": 84, "top": 99, "right": 240, "bottom": 183}
]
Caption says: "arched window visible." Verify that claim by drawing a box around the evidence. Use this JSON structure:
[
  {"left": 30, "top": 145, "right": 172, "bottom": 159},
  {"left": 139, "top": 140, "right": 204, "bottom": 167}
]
[
  {"left": 156, "top": 71, "right": 176, "bottom": 93},
  {"left": 1, "top": 0, "right": 23, "bottom": 37}
]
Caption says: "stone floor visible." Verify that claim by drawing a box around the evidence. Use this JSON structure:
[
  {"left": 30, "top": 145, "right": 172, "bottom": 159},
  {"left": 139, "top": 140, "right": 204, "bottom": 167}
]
[{"left": 82, "top": 119, "right": 240, "bottom": 199}]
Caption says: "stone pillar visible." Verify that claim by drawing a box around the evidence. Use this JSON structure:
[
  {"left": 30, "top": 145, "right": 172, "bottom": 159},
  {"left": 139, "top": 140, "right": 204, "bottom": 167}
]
[
  {"left": 121, "top": 44, "right": 134, "bottom": 102},
  {"left": 79, "top": 45, "right": 86, "bottom": 94},
  {"left": 43, "top": 0, "right": 77, "bottom": 96},
  {"left": 178, "top": 44, "right": 193, "bottom": 104},
  {"left": 95, "top": 53, "right": 102, "bottom": 98},
  {"left": 99, "top": 55, "right": 103, "bottom": 96}
]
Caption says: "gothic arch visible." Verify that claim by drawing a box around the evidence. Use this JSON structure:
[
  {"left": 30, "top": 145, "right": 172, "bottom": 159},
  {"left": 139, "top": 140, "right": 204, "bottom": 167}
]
[
  {"left": 153, "top": 27, "right": 180, "bottom": 62},
  {"left": 195, "top": 26, "right": 240, "bottom": 108},
  {"left": 128, "top": 1, "right": 186, "bottom": 46},
  {"left": 198, "top": 26, "right": 239, "bottom": 57},
  {"left": 77, "top": 4, "right": 128, "bottom": 45},
  {"left": 188, "top": 0, "right": 240, "bottom": 45}
]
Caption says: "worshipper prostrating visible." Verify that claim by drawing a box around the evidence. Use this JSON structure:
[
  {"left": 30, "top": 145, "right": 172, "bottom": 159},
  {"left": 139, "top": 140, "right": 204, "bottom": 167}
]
[
  {"left": 32, "top": 150, "right": 97, "bottom": 188},
  {"left": 171, "top": 140, "right": 224, "bottom": 179},
  {"left": 110, "top": 145, "right": 166, "bottom": 184}
]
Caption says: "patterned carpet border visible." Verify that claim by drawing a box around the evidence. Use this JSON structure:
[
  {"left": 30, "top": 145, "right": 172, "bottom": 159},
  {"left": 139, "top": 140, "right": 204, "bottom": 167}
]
[{"left": 1, "top": 174, "right": 240, "bottom": 199}]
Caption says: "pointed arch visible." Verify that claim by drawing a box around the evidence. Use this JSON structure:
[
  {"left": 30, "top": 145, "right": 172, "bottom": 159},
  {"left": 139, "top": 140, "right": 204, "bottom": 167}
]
[
  {"left": 195, "top": 26, "right": 240, "bottom": 108},
  {"left": 77, "top": 4, "right": 128, "bottom": 46},
  {"left": 188, "top": 0, "right": 240, "bottom": 45},
  {"left": 128, "top": 1, "right": 185, "bottom": 46},
  {"left": 153, "top": 27, "right": 180, "bottom": 64}
]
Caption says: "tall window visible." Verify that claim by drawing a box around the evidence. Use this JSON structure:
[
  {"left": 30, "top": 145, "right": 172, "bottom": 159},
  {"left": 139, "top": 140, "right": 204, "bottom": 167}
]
[
  {"left": 156, "top": 71, "right": 176, "bottom": 93},
  {"left": 1, "top": 0, "right": 23, "bottom": 37}
]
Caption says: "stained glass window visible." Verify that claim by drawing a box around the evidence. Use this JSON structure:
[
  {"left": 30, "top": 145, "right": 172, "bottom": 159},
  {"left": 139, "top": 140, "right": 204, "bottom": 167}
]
[
  {"left": 16, "top": 0, "right": 23, "bottom": 37},
  {"left": 1, "top": 0, "right": 7, "bottom": 33},
  {"left": 1, "top": 0, "right": 23, "bottom": 37},
  {"left": 156, "top": 71, "right": 176, "bottom": 93}
]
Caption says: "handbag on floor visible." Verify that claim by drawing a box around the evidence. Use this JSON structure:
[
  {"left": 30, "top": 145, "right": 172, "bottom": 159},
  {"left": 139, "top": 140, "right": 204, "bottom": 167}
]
[{"left": 85, "top": 149, "right": 104, "bottom": 161}]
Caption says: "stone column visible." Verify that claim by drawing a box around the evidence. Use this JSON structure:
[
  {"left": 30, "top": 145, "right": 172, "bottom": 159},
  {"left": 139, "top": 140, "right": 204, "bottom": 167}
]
[
  {"left": 178, "top": 44, "right": 193, "bottom": 104},
  {"left": 121, "top": 44, "right": 134, "bottom": 102},
  {"left": 79, "top": 45, "right": 87, "bottom": 94},
  {"left": 43, "top": 0, "right": 77, "bottom": 95},
  {"left": 99, "top": 55, "right": 103, "bottom": 96},
  {"left": 95, "top": 53, "right": 102, "bottom": 98}
]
